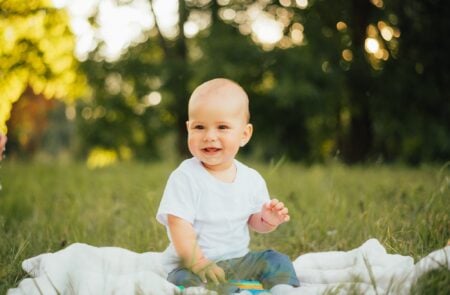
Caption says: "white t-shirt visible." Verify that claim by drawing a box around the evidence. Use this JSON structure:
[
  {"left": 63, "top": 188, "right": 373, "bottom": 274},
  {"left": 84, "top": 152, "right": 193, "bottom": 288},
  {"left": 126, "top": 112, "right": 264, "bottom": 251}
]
[{"left": 156, "top": 157, "right": 270, "bottom": 273}]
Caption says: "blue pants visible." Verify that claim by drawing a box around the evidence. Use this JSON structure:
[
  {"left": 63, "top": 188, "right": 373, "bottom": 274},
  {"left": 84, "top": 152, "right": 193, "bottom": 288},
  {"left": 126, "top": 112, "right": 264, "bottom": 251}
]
[{"left": 168, "top": 250, "right": 300, "bottom": 293}]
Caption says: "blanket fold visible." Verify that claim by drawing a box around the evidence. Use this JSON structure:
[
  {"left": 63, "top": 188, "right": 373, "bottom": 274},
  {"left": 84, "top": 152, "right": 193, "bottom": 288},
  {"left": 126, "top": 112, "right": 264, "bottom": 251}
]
[{"left": 7, "top": 239, "right": 450, "bottom": 295}]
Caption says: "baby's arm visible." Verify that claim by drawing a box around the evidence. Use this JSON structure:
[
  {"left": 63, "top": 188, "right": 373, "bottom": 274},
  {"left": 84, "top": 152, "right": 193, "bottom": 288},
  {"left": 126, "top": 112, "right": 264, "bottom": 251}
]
[
  {"left": 248, "top": 199, "right": 290, "bottom": 233},
  {"left": 167, "top": 215, "right": 226, "bottom": 284}
]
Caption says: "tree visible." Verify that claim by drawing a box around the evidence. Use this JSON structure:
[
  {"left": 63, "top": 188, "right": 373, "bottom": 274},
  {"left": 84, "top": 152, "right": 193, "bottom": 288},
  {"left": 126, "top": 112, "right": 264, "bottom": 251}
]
[{"left": 0, "top": 0, "right": 86, "bottom": 136}]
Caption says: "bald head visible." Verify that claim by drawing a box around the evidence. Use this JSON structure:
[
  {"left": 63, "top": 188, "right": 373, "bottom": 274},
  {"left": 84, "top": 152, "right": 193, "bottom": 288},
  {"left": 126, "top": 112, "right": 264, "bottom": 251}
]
[{"left": 188, "top": 78, "right": 250, "bottom": 122}]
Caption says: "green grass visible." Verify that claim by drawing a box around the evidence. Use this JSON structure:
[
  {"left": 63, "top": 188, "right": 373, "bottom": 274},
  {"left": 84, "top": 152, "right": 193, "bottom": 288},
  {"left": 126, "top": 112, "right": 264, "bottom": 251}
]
[{"left": 0, "top": 160, "right": 449, "bottom": 294}]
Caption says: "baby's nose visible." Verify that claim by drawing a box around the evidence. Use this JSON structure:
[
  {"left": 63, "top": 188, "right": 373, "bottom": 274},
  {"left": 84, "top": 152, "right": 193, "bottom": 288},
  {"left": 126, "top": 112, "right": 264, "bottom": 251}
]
[{"left": 204, "top": 129, "right": 217, "bottom": 141}]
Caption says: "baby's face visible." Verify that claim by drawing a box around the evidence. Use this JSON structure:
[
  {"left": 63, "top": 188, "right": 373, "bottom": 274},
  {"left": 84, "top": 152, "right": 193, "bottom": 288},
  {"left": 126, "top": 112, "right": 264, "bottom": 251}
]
[{"left": 186, "top": 84, "right": 252, "bottom": 172}]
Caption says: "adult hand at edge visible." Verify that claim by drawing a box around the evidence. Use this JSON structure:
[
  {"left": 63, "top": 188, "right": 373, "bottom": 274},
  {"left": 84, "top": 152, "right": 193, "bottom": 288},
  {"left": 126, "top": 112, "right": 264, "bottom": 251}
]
[{"left": 0, "top": 134, "right": 7, "bottom": 160}]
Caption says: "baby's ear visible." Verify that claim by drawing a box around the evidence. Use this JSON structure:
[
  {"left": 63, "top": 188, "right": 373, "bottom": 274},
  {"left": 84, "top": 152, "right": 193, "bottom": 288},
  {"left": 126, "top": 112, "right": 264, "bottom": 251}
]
[
  {"left": 240, "top": 123, "right": 253, "bottom": 147},
  {"left": 186, "top": 121, "right": 190, "bottom": 131}
]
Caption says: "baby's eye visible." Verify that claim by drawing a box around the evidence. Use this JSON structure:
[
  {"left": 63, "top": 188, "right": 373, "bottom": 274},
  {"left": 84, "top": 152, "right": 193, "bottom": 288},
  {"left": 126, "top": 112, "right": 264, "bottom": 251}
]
[
  {"left": 218, "top": 125, "right": 229, "bottom": 130},
  {"left": 193, "top": 125, "right": 204, "bottom": 130}
]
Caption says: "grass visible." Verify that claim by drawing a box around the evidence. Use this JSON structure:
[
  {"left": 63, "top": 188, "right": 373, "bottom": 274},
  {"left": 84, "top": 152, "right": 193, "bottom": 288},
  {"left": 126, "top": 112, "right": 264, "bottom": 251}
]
[{"left": 0, "top": 159, "right": 449, "bottom": 294}]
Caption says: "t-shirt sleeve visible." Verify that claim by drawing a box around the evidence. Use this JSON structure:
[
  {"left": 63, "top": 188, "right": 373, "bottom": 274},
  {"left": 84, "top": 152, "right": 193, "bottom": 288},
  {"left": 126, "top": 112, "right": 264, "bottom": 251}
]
[
  {"left": 156, "top": 170, "right": 197, "bottom": 226},
  {"left": 251, "top": 171, "right": 271, "bottom": 214}
]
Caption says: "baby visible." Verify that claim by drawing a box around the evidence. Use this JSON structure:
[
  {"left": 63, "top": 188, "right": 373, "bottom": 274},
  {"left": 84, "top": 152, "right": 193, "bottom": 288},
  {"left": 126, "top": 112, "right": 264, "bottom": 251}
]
[{"left": 156, "top": 78, "right": 299, "bottom": 294}]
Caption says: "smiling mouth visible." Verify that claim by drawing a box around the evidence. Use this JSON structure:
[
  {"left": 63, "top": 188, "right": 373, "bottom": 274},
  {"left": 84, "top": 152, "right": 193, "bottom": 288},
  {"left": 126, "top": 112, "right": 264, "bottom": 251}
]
[{"left": 202, "top": 147, "right": 221, "bottom": 153}]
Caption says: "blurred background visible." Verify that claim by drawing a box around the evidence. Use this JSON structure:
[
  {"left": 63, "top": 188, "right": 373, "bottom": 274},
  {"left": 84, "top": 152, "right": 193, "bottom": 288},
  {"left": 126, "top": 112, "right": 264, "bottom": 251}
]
[{"left": 1, "top": 0, "right": 449, "bottom": 167}]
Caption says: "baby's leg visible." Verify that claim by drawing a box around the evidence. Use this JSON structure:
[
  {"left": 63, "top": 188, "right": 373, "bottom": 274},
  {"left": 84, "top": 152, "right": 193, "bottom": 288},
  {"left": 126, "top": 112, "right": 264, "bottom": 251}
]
[
  {"left": 257, "top": 250, "right": 300, "bottom": 289},
  {"left": 168, "top": 267, "right": 241, "bottom": 294},
  {"left": 221, "top": 250, "right": 300, "bottom": 290},
  {"left": 167, "top": 267, "right": 203, "bottom": 288}
]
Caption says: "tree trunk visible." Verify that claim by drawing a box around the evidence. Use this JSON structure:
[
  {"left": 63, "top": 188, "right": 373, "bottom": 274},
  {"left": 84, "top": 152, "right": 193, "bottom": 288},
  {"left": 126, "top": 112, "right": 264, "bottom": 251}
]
[
  {"left": 149, "top": 0, "right": 190, "bottom": 158},
  {"left": 339, "top": 0, "right": 374, "bottom": 163},
  {"left": 172, "top": 0, "right": 190, "bottom": 158}
]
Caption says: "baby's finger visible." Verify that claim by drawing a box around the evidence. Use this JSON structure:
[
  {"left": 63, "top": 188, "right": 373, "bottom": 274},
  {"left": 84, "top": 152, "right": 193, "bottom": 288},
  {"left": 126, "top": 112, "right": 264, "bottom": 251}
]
[
  {"left": 278, "top": 207, "right": 288, "bottom": 215},
  {"left": 284, "top": 214, "right": 290, "bottom": 222},
  {"left": 207, "top": 270, "right": 219, "bottom": 285},
  {"left": 198, "top": 271, "right": 207, "bottom": 284},
  {"left": 266, "top": 199, "right": 277, "bottom": 209},
  {"left": 215, "top": 267, "right": 226, "bottom": 283},
  {"left": 274, "top": 201, "right": 285, "bottom": 210},
  {"left": 270, "top": 199, "right": 280, "bottom": 209}
]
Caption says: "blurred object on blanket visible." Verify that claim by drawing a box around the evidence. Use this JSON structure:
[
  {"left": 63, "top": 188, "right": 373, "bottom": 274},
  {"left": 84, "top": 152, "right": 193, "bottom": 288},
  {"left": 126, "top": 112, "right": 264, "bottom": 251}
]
[{"left": 229, "top": 280, "right": 266, "bottom": 294}]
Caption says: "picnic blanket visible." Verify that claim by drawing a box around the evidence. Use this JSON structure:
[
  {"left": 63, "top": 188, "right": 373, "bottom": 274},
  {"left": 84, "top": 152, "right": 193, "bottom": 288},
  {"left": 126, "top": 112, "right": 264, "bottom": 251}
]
[{"left": 7, "top": 239, "right": 450, "bottom": 295}]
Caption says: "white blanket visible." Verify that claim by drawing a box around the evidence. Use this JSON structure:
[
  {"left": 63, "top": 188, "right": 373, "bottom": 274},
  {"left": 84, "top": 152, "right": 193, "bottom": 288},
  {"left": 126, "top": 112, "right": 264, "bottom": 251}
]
[{"left": 7, "top": 239, "right": 450, "bottom": 295}]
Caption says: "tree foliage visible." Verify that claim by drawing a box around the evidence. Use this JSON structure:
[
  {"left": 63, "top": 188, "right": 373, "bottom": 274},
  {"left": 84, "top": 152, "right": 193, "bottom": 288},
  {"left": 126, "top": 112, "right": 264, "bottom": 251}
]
[
  {"left": 0, "top": 0, "right": 87, "bottom": 134},
  {"left": 3, "top": 0, "right": 449, "bottom": 164},
  {"left": 76, "top": 0, "right": 450, "bottom": 163},
  {"left": 76, "top": 37, "right": 173, "bottom": 160}
]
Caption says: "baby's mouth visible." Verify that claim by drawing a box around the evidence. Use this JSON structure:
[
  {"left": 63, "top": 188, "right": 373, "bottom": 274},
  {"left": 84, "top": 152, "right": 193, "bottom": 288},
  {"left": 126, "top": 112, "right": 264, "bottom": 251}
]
[{"left": 203, "top": 147, "right": 221, "bottom": 153}]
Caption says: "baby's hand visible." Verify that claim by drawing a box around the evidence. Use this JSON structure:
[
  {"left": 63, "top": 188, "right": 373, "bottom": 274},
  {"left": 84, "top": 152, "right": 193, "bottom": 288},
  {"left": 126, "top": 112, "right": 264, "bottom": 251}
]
[
  {"left": 190, "top": 257, "right": 226, "bottom": 285},
  {"left": 261, "top": 198, "right": 290, "bottom": 227}
]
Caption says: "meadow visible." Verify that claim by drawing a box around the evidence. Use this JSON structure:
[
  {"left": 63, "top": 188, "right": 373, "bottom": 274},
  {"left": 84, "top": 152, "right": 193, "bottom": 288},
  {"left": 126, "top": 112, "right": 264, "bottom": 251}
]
[{"left": 0, "top": 159, "right": 448, "bottom": 294}]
